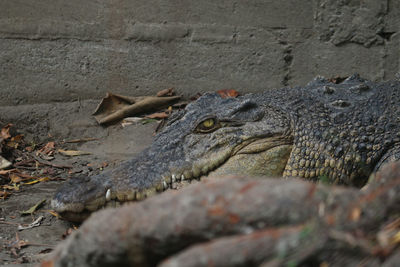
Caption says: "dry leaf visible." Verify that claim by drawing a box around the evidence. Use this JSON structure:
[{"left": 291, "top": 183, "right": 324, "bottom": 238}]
[
  {"left": 392, "top": 231, "right": 400, "bottom": 244},
  {"left": 18, "top": 216, "right": 44, "bottom": 230},
  {"left": 1, "top": 123, "right": 12, "bottom": 139},
  {"left": 58, "top": 149, "right": 92, "bottom": 157},
  {"left": 121, "top": 117, "right": 144, "bottom": 127},
  {"left": 146, "top": 112, "right": 169, "bottom": 119},
  {"left": 48, "top": 210, "right": 60, "bottom": 218},
  {"left": 217, "top": 89, "right": 240, "bottom": 98},
  {"left": 2, "top": 131, "right": 23, "bottom": 149},
  {"left": 101, "top": 162, "right": 109, "bottom": 168},
  {"left": 172, "top": 101, "right": 189, "bottom": 109},
  {"left": 0, "top": 190, "right": 10, "bottom": 199},
  {"left": 0, "top": 169, "right": 16, "bottom": 175},
  {"left": 11, "top": 134, "right": 24, "bottom": 142},
  {"left": 24, "top": 177, "right": 50, "bottom": 185},
  {"left": 2, "top": 184, "right": 19, "bottom": 190},
  {"left": 349, "top": 207, "right": 361, "bottom": 222},
  {"left": 10, "top": 173, "right": 23, "bottom": 183},
  {"left": 156, "top": 88, "right": 174, "bottom": 97},
  {"left": 0, "top": 155, "right": 12, "bottom": 170},
  {"left": 94, "top": 95, "right": 180, "bottom": 125},
  {"left": 122, "top": 117, "right": 144, "bottom": 123},
  {"left": 16, "top": 172, "right": 37, "bottom": 179},
  {"left": 20, "top": 199, "right": 46, "bottom": 215},
  {"left": 39, "top": 142, "right": 56, "bottom": 155},
  {"left": 92, "top": 92, "right": 141, "bottom": 123},
  {"left": 377, "top": 218, "right": 400, "bottom": 247},
  {"left": 64, "top": 138, "right": 98, "bottom": 143},
  {"left": 6, "top": 141, "right": 19, "bottom": 149}
]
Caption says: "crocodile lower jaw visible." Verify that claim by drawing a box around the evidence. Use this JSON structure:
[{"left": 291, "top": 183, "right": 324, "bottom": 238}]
[{"left": 53, "top": 181, "right": 202, "bottom": 222}]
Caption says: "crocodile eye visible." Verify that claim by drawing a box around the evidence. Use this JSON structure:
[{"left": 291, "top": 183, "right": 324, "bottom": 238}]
[
  {"left": 195, "top": 118, "right": 219, "bottom": 133},
  {"left": 203, "top": 119, "right": 214, "bottom": 128}
]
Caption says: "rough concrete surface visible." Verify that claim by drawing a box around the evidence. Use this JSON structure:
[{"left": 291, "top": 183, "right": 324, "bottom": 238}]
[{"left": 0, "top": 0, "right": 399, "bottom": 105}]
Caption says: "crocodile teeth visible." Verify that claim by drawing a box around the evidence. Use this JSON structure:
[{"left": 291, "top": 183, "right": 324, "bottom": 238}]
[
  {"left": 163, "top": 181, "right": 168, "bottom": 190},
  {"left": 201, "top": 165, "right": 209, "bottom": 175},
  {"left": 164, "top": 175, "right": 172, "bottom": 184},
  {"left": 145, "top": 188, "right": 157, "bottom": 197},
  {"left": 155, "top": 183, "right": 164, "bottom": 192},
  {"left": 117, "top": 192, "right": 127, "bottom": 201},
  {"left": 183, "top": 170, "right": 192, "bottom": 180},
  {"left": 171, "top": 174, "right": 176, "bottom": 183},
  {"left": 192, "top": 166, "right": 201, "bottom": 178},
  {"left": 106, "top": 189, "right": 111, "bottom": 202},
  {"left": 126, "top": 191, "right": 135, "bottom": 201},
  {"left": 181, "top": 174, "right": 185, "bottom": 180},
  {"left": 136, "top": 191, "right": 145, "bottom": 201}
]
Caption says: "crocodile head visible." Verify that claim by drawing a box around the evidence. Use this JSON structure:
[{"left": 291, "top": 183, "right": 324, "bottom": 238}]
[{"left": 51, "top": 93, "right": 293, "bottom": 221}]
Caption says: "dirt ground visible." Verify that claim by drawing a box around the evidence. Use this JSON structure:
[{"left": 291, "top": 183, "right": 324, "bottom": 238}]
[{"left": 0, "top": 100, "right": 157, "bottom": 266}]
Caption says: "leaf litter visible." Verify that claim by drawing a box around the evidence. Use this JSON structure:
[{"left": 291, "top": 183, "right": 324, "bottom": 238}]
[
  {"left": 2, "top": 232, "right": 54, "bottom": 263},
  {"left": 0, "top": 123, "right": 97, "bottom": 263},
  {"left": 0, "top": 124, "right": 95, "bottom": 200}
]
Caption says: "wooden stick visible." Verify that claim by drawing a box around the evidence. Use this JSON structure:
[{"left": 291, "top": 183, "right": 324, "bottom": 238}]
[{"left": 99, "top": 96, "right": 180, "bottom": 125}]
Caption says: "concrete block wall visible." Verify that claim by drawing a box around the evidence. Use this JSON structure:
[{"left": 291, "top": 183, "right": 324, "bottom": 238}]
[{"left": 0, "top": 0, "right": 398, "bottom": 105}]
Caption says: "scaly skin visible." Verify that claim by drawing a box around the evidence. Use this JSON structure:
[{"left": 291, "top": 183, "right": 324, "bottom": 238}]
[{"left": 51, "top": 75, "right": 400, "bottom": 221}]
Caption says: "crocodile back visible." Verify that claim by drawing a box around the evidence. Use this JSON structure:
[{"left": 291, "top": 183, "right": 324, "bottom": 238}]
[{"left": 265, "top": 76, "right": 400, "bottom": 186}]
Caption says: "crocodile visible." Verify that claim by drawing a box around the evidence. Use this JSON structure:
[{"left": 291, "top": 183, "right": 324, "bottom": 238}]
[{"left": 51, "top": 75, "right": 400, "bottom": 221}]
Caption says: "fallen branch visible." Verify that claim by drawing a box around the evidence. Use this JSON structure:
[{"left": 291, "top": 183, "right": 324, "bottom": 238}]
[
  {"left": 63, "top": 138, "right": 99, "bottom": 144},
  {"left": 18, "top": 216, "right": 44, "bottom": 231},
  {"left": 95, "top": 96, "right": 180, "bottom": 125},
  {"left": 0, "top": 220, "right": 20, "bottom": 226},
  {"left": 32, "top": 155, "right": 72, "bottom": 169}
]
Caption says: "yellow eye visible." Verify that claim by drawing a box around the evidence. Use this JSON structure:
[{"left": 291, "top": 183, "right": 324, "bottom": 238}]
[
  {"left": 203, "top": 119, "right": 214, "bottom": 128},
  {"left": 195, "top": 118, "right": 219, "bottom": 133}
]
